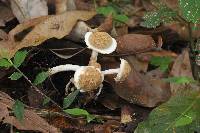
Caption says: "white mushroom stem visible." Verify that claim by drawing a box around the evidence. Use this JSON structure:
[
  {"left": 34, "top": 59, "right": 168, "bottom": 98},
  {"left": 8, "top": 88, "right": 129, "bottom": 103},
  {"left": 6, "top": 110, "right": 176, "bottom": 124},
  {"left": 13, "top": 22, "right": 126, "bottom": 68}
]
[
  {"left": 90, "top": 50, "right": 98, "bottom": 62},
  {"left": 102, "top": 68, "right": 120, "bottom": 75},
  {"left": 49, "top": 64, "right": 80, "bottom": 75}
]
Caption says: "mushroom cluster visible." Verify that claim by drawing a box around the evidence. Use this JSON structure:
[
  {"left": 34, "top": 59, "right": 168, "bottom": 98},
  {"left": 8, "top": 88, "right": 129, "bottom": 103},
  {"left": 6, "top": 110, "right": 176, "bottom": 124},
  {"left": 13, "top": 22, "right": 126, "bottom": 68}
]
[{"left": 49, "top": 31, "right": 131, "bottom": 94}]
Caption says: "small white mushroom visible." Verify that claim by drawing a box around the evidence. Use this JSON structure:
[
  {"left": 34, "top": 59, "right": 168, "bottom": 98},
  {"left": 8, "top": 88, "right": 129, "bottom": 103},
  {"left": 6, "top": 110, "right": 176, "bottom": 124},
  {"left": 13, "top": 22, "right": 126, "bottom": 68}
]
[
  {"left": 74, "top": 66, "right": 104, "bottom": 92},
  {"left": 85, "top": 31, "right": 117, "bottom": 67},
  {"left": 49, "top": 64, "right": 104, "bottom": 92},
  {"left": 102, "top": 59, "right": 131, "bottom": 82}
]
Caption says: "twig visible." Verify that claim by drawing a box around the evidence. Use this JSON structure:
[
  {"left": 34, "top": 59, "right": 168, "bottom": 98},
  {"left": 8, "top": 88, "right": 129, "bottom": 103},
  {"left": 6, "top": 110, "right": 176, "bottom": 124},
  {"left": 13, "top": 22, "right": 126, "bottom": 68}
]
[{"left": 11, "top": 61, "right": 63, "bottom": 111}]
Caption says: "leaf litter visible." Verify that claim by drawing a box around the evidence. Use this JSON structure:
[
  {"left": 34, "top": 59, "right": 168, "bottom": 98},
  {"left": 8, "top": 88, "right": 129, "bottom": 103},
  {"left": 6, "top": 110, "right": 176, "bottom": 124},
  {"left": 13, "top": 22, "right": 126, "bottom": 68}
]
[{"left": 0, "top": 0, "right": 199, "bottom": 133}]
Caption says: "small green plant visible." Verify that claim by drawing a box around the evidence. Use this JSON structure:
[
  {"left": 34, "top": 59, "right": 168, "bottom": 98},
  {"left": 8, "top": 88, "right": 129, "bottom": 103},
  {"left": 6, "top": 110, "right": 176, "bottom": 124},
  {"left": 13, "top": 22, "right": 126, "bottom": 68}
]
[
  {"left": 63, "top": 89, "right": 79, "bottom": 109},
  {"left": 33, "top": 71, "right": 49, "bottom": 85},
  {"left": 150, "top": 56, "right": 173, "bottom": 71},
  {"left": 12, "top": 100, "right": 25, "bottom": 123},
  {"left": 164, "top": 76, "right": 196, "bottom": 84},
  {"left": 64, "top": 108, "right": 95, "bottom": 123},
  {"left": 141, "top": 0, "right": 200, "bottom": 28},
  {"left": 96, "top": 5, "right": 129, "bottom": 23},
  {"left": 0, "top": 50, "right": 28, "bottom": 81},
  {"left": 141, "top": 5, "right": 177, "bottom": 28},
  {"left": 135, "top": 90, "right": 200, "bottom": 133}
]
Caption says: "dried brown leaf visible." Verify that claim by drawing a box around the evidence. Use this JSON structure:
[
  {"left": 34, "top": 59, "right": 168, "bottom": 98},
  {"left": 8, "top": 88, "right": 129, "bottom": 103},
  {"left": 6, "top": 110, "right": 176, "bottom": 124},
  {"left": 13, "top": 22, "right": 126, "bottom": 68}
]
[
  {"left": 0, "top": 91, "right": 60, "bottom": 133},
  {"left": 126, "top": 56, "right": 149, "bottom": 73},
  {"left": 10, "top": 0, "right": 48, "bottom": 23},
  {"left": 0, "top": 11, "right": 96, "bottom": 59},
  {"left": 170, "top": 49, "right": 194, "bottom": 93},
  {"left": 103, "top": 59, "right": 171, "bottom": 107},
  {"left": 97, "top": 15, "right": 113, "bottom": 32},
  {"left": 116, "top": 34, "right": 155, "bottom": 54},
  {"left": 136, "top": 50, "right": 177, "bottom": 62}
]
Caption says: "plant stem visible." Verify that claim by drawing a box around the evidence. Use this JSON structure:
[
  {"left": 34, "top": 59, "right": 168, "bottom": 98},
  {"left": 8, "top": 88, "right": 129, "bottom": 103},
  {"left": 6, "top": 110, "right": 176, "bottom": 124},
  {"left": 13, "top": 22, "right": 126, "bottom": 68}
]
[
  {"left": 9, "top": 60, "right": 63, "bottom": 110},
  {"left": 93, "top": 0, "right": 97, "bottom": 10},
  {"left": 188, "top": 23, "right": 195, "bottom": 52}
]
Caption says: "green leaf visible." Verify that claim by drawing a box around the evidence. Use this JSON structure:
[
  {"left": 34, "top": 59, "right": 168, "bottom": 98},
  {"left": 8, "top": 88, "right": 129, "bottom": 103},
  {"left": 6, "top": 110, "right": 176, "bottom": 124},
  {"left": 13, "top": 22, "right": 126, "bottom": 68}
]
[
  {"left": 141, "top": 5, "right": 177, "bottom": 28},
  {"left": 64, "top": 108, "right": 89, "bottom": 116},
  {"left": 33, "top": 71, "right": 49, "bottom": 85},
  {"left": 64, "top": 108, "right": 95, "bottom": 123},
  {"left": 9, "top": 72, "right": 23, "bottom": 80},
  {"left": 135, "top": 90, "right": 200, "bottom": 133},
  {"left": 63, "top": 90, "right": 79, "bottom": 109},
  {"left": 150, "top": 56, "right": 173, "bottom": 71},
  {"left": 175, "top": 114, "right": 193, "bottom": 127},
  {"left": 179, "top": 0, "right": 200, "bottom": 23},
  {"left": 114, "top": 14, "right": 129, "bottom": 23},
  {"left": 43, "top": 97, "right": 51, "bottom": 106},
  {"left": 0, "top": 58, "right": 12, "bottom": 68},
  {"left": 96, "top": 6, "right": 117, "bottom": 16},
  {"left": 12, "top": 100, "right": 25, "bottom": 122},
  {"left": 164, "top": 76, "right": 196, "bottom": 84},
  {"left": 13, "top": 50, "right": 28, "bottom": 68}
]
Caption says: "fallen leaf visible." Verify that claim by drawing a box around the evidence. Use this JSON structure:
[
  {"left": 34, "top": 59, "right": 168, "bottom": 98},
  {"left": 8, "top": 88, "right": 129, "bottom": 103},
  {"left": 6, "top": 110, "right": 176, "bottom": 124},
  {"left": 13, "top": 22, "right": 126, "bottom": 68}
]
[
  {"left": 0, "top": 29, "right": 8, "bottom": 40},
  {"left": 0, "top": 11, "right": 96, "bottom": 59},
  {"left": 170, "top": 49, "right": 194, "bottom": 93},
  {"left": 97, "top": 15, "right": 113, "bottom": 32},
  {"left": 116, "top": 34, "right": 155, "bottom": 54},
  {"left": 136, "top": 50, "right": 177, "bottom": 62},
  {"left": 0, "top": 3, "right": 14, "bottom": 26},
  {"left": 126, "top": 55, "right": 149, "bottom": 73},
  {"left": 0, "top": 91, "right": 60, "bottom": 133},
  {"left": 115, "top": 25, "right": 128, "bottom": 36},
  {"left": 10, "top": 0, "right": 48, "bottom": 23},
  {"left": 103, "top": 59, "right": 171, "bottom": 107}
]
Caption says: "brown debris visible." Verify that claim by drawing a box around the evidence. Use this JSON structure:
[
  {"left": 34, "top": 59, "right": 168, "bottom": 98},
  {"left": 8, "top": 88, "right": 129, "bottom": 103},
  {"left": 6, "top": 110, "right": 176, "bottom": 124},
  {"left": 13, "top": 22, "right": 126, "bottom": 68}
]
[
  {"left": 0, "top": 91, "right": 60, "bottom": 133},
  {"left": 116, "top": 34, "right": 155, "bottom": 54}
]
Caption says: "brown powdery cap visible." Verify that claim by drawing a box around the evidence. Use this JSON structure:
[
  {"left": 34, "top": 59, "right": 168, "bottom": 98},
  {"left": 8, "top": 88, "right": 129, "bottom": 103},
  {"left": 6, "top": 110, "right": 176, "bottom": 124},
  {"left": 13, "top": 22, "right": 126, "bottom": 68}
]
[
  {"left": 89, "top": 32, "right": 112, "bottom": 49},
  {"left": 74, "top": 66, "right": 103, "bottom": 92}
]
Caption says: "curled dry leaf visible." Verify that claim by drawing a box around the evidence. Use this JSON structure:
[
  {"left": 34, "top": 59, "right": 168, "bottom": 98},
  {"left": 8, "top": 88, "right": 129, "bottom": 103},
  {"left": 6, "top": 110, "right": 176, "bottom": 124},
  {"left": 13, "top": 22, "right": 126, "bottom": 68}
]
[
  {"left": 0, "top": 11, "right": 96, "bottom": 59},
  {"left": 170, "top": 49, "right": 194, "bottom": 93},
  {"left": 0, "top": 91, "right": 60, "bottom": 133},
  {"left": 10, "top": 0, "right": 48, "bottom": 23},
  {"left": 103, "top": 59, "right": 171, "bottom": 107},
  {"left": 126, "top": 56, "right": 149, "bottom": 73},
  {"left": 97, "top": 15, "right": 113, "bottom": 32},
  {"left": 116, "top": 34, "right": 155, "bottom": 54},
  {"left": 0, "top": 3, "right": 14, "bottom": 26}
]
